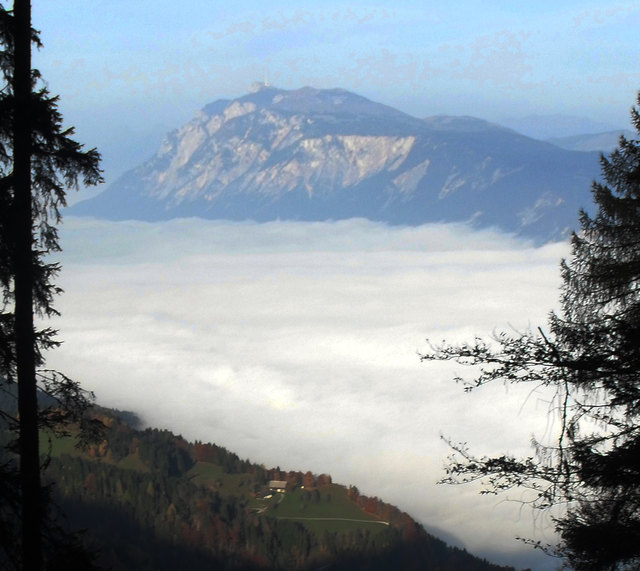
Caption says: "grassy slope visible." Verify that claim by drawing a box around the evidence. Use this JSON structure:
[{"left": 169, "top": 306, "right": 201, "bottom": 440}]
[
  {"left": 186, "top": 462, "right": 385, "bottom": 534},
  {"left": 271, "top": 485, "right": 387, "bottom": 534}
]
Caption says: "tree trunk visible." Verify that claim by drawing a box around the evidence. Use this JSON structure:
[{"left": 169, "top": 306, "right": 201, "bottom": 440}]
[{"left": 12, "top": 1, "right": 42, "bottom": 570}]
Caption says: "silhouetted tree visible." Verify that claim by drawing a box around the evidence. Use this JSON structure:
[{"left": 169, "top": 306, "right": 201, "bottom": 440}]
[
  {"left": 421, "top": 93, "right": 640, "bottom": 570},
  {"left": 303, "top": 470, "right": 315, "bottom": 489},
  {"left": 317, "top": 473, "right": 332, "bottom": 487},
  {"left": 0, "top": 2, "right": 102, "bottom": 569}
]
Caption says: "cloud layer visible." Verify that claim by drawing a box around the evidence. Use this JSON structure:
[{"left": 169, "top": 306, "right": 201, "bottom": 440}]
[{"left": 47, "top": 217, "right": 569, "bottom": 569}]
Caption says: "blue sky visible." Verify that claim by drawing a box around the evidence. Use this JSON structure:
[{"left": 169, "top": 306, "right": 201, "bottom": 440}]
[
  {"left": 32, "top": 0, "right": 639, "bottom": 186},
  {"left": 35, "top": 1, "right": 639, "bottom": 121}
]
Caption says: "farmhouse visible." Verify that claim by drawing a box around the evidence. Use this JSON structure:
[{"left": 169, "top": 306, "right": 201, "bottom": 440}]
[{"left": 268, "top": 480, "right": 287, "bottom": 493}]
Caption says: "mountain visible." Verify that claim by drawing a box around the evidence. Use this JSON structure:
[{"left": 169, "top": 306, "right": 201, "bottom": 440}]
[
  {"left": 546, "top": 130, "right": 635, "bottom": 153},
  {"left": 38, "top": 406, "right": 515, "bottom": 571},
  {"left": 70, "top": 85, "right": 603, "bottom": 242},
  {"left": 499, "top": 114, "right": 620, "bottom": 140}
]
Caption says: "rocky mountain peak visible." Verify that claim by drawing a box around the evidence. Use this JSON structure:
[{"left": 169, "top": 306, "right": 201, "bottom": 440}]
[
  {"left": 200, "top": 85, "right": 413, "bottom": 124},
  {"left": 70, "top": 86, "right": 601, "bottom": 243}
]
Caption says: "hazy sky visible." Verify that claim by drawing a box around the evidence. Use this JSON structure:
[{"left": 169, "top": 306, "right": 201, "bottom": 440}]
[
  {"left": 31, "top": 0, "right": 640, "bottom": 188},
  {"left": 47, "top": 217, "right": 569, "bottom": 570}
]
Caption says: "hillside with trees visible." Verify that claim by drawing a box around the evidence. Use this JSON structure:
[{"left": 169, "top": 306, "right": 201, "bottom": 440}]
[{"left": 38, "top": 406, "right": 515, "bottom": 570}]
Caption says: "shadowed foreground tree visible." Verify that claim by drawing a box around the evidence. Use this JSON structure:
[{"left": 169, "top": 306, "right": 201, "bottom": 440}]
[
  {"left": 0, "top": 2, "right": 102, "bottom": 569},
  {"left": 421, "top": 94, "right": 640, "bottom": 571}
]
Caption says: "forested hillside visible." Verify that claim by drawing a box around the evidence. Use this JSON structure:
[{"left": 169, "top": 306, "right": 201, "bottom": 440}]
[{"left": 40, "top": 407, "right": 515, "bottom": 570}]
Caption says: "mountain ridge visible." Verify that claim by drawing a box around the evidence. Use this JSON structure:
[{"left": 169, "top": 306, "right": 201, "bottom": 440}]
[
  {"left": 70, "top": 85, "right": 602, "bottom": 242},
  {"left": 546, "top": 129, "right": 635, "bottom": 153}
]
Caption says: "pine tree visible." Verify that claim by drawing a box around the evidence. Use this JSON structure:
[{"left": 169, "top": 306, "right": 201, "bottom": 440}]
[
  {"left": 0, "top": 2, "right": 102, "bottom": 569},
  {"left": 421, "top": 94, "right": 640, "bottom": 570}
]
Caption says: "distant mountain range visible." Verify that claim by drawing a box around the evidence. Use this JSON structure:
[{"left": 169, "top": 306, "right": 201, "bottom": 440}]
[
  {"left": 70, "top": 85, "right": 606, "bottom": 242},
  {"left": 546, "top": 130, "right": 634, "bottom": 153},
  {"left": 499, "top": 114, "right": 621, "bottom": 140}
]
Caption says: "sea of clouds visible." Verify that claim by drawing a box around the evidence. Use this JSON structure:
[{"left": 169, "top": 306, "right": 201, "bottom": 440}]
[{"left": 46, "top": 216, "right": 571, "bottom": 570}]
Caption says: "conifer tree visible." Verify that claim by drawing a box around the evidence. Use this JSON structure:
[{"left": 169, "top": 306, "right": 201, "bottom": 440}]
[
  {"left": 0, "top": 2, "right": 102, "bottom": 569},
  {"left": 422, "top": 94, "right": 640, "bottom": 570}
]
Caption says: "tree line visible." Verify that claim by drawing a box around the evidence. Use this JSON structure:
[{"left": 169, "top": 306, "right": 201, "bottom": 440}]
[{"left": 1, "top": 2, "right": 102, "bottom": 569}]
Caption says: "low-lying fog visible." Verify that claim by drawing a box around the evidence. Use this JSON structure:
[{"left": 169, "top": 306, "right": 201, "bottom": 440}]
[{"left": 47, "top": 217, "right": 570, "bottom": 570}]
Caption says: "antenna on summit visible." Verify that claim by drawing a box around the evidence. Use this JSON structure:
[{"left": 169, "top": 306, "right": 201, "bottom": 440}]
[{"left": 249, "top": 67, "right": 271, "bottom": 93}]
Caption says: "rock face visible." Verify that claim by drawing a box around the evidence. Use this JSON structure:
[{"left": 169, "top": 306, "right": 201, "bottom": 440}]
[{"left": 71, "top": 85, "right": 603, "bottom": 242}]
